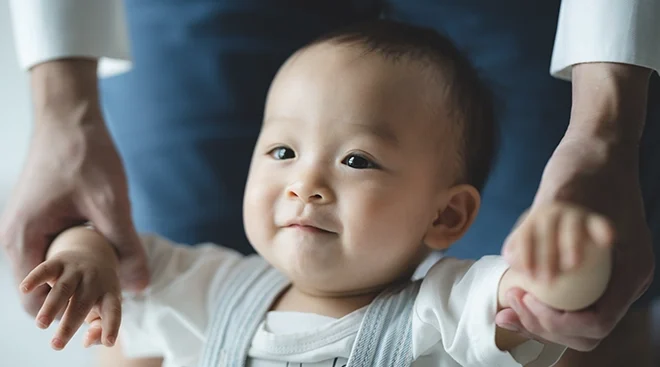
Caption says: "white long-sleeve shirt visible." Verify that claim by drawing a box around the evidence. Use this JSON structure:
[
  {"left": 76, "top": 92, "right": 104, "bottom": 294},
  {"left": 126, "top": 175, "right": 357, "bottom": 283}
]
[
  {"left": 120, "top": 235, "right": 565, "bottom": 367},
  {"left": 8, "top": 0, "right": 660, "bottom": 79}
]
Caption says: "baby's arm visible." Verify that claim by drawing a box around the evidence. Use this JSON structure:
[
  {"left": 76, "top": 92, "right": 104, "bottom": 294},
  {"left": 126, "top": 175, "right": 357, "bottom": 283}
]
[
  {"left": 495, "top": 203, "right": 613, "bottom": 350},
  {"left": 20, "top": 226, "right": 120, "bottom": 350}
]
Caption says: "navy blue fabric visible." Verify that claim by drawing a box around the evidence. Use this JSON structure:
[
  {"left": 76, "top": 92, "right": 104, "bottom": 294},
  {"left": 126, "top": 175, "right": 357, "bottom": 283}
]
[
  {"left": 101, "top": 1, "right": 379, "bottom": 250},
  {"left": 100, "top": 0, "right": 660, "bottom": 303}
]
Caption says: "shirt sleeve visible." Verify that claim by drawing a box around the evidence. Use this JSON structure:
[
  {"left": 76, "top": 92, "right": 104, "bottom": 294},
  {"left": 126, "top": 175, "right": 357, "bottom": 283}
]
[
  {"left": 8, "top": 0, "right": 132, "bottom": 77},
  {"left": 412, "top": 256, "right": 566, "bottom": 366},
  {"left": 551, "top": 0, "right": 660, "bottom": 81},
  {"left": 120, "top": 235, "right": 243, "bottom": 366}
]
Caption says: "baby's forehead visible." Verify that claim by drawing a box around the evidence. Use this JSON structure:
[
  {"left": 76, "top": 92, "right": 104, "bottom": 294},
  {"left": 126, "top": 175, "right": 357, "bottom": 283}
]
[
  {"left": 267, "top": 42, "right": 457, "bottom": 144},
  {"left": 276, "top": 44, "right": 446, "bottom": 110}
]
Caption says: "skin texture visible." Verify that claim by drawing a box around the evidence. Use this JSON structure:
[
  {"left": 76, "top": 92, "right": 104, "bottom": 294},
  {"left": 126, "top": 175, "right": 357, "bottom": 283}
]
[
  {"left": 93, "top": 61, "right": 657, "bottom": 367},
  {"left": 0, "top": 26, "right": 651, "bottom": 367},
  {"left": 243, "top": 44, "right": 476, "bottom": 314},
  {"left": 20, "top": 227, "right": 122, "bottom": 350},
  {"left": 24, "top": 203, "right": 613, "bottom": 351},
  {"left": 22, "top": 45, "right": 613, "bottom": 360},
  {"left": 0, "top": 59, "right": 149, "bottom": 319},
  {"left": 495, "top": 63, "right": 654, "bottom": 360}
]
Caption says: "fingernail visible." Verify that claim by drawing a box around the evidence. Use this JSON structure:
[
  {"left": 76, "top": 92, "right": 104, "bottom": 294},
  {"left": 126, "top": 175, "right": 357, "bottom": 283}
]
[
  {"left": 52, "top": 338, "right": 64, "bottom": 350},
  {"left": 37, "top": 316, "right": 50, "bottom": 329},
  {"left": 20, "top": 283, "right": 30, "bottom": 293},
  {"left": 499, "top": 323, "right": 519, "bottom": 332},
  {"left": 107, "top": 336, "right": 116, "bottom": 345}
]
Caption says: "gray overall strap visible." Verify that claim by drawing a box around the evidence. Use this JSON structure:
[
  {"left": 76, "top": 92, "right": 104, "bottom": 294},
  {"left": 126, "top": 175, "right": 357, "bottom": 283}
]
[
  {"left": 346, "top": 280, "right": 422, "bottom": 367},
  {"left": 199, "top": 255, "right": 289, "bottom": 367}
]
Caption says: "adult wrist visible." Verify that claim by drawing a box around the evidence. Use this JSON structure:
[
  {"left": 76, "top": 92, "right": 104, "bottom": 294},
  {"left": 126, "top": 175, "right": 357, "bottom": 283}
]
[
  {"left": 567, "top": 62, "right": 652, "bottom": 145},
  {"left": 30, "top": 58, "right": 104, "bottom": 126}
]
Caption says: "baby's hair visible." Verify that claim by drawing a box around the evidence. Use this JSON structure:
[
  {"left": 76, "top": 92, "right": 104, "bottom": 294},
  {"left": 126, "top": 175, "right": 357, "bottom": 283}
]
[{"left": 309, "top": 20, "right": 498, "bottom": 192}]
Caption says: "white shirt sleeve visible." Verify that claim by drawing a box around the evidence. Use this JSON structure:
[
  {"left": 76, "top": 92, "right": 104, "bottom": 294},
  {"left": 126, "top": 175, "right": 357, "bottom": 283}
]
[
  {"left": 8, "top": 0, "right": 132, "bottom": 77},
  {"left": 120, "top": 235, "right": 244, "bottom": 366},
  {"left": 412, "top": 256, "right": 566, "bottom": 367},
  {"left": 551, "top": 0, "right": 660, "bottom": 81}
]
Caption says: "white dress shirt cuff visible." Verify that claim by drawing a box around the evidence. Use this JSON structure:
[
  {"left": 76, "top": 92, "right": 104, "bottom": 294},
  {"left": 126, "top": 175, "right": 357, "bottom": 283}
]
[
  {"left": 551, "top": 0, "right": 660, "bottom": 81},
  {"left": 9, "top": 0, "right": 132, "bottom": 77}
]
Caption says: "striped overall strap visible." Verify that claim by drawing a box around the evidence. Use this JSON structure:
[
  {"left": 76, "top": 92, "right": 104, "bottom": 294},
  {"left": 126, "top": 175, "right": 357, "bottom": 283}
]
[
  {"left": 347, "top": 280, "right": 422, "bottom": 367},
  {"left": 199, "top": 255, "right": 289, "bottom": 367}
]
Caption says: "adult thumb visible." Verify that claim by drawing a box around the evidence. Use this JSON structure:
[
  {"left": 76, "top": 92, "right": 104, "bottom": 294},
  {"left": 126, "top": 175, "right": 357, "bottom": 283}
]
[{"left": 90, "top": 208, "right": 150, "bottom": 291}]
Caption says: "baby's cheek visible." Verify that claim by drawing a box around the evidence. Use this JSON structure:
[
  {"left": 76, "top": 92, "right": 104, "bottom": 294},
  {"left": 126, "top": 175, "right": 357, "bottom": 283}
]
[{"left": 243, "top": 183, "right": 276, "bottom": 245}]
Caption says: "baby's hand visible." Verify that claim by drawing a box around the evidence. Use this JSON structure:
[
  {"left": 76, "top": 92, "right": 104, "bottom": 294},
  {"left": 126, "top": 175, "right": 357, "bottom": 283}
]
[
  {"left": 502, "top": 203, "right": 615, "bottom": 283},
  {"left": 20, "top": 238, "right": 121, "bottom": 350}
]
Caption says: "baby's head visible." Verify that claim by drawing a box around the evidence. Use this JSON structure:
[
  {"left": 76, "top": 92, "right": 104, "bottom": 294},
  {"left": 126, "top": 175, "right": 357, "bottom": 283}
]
[{"left": 243, "top": 20, "right": 496, "bottom": 296}]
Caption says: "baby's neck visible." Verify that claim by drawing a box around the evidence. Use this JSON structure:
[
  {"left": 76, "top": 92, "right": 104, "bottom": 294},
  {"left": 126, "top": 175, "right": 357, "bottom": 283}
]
[{"left": 271, "top": 285, "right": 381, "bottom": 319}]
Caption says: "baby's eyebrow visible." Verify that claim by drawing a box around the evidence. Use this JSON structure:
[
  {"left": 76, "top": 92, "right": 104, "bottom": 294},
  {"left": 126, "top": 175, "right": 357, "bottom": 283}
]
[{"left": 350, "top": 123, "right": 400, "bottom": 147}]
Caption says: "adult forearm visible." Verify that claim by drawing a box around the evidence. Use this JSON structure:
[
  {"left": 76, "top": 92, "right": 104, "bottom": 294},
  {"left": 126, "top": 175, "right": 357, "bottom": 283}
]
[
  {"left": 567, "top": 62, "right": 652, "bottom": 145},
  {"left": 30, "top": 59, "right": 104, "bottom": 126}
]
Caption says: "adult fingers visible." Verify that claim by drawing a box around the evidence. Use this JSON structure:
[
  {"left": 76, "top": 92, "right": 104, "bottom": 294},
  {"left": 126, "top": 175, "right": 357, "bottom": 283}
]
[
  {"left": 85, "top": 196, "right": 149, "bottom": 291},
  {"left": 511, "top": 293, "right": 603, "bottom": 351}
]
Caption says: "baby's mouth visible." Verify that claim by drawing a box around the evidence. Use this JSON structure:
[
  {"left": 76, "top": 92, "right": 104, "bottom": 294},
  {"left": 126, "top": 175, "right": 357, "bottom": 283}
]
[{"left": 287, "top": 224, "right": 334, "bottom": 234}]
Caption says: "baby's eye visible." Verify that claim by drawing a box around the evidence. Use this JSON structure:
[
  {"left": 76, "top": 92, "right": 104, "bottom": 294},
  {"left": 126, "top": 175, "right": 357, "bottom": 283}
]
[
  {"left": 342, "top": 154, "right": 379, "bottom": 169},
  {"left": 268, "top": 146, "right": 296, "bottom": 160}
]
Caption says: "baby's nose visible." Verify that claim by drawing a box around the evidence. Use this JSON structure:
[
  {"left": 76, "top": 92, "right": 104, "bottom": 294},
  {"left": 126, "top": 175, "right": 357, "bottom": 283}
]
[{"left": 286, "top": 177, "right": 334, "bottom": 204}]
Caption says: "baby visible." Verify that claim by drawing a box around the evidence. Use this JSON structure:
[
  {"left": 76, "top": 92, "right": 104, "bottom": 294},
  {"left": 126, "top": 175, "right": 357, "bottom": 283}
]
[{"left": 20, "top": 20, "right": 613, "bottom": 367}]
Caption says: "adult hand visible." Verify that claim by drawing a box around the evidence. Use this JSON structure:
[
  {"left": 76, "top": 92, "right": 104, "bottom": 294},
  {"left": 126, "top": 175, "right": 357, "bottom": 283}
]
[
  {"left": 0, "top": 59, "right": 149, "bottom": 317},
  {"left": 496, "top": 63, "right": 655, "bottom": 351}
]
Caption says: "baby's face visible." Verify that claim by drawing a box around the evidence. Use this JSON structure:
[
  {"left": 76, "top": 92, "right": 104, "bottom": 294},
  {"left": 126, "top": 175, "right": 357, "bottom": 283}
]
[{"left": 243, "top": 43, "right": 455, "bottom": 296}]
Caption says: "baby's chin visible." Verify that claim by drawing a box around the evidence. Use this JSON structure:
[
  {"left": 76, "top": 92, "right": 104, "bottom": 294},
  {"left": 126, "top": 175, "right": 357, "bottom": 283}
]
[{"left": 256, "top": 237, "right": 418, "bottom": 296}]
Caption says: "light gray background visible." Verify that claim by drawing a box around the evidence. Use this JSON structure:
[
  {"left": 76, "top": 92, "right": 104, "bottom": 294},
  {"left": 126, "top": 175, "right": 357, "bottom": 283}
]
[{"left": 0, "top": 2, "right": 93, "bottom": 365}]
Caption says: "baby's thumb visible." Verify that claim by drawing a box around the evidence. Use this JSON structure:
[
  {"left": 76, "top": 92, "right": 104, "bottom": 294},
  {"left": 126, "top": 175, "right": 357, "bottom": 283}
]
[{"left": 84, "top": 317, "right": 103, "bottom": 348}]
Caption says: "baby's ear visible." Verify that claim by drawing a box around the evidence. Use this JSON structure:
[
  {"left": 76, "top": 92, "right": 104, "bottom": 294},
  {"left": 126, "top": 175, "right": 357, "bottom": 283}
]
[{"left": 423, "top": 185, "right": 480, "bottom": 250}]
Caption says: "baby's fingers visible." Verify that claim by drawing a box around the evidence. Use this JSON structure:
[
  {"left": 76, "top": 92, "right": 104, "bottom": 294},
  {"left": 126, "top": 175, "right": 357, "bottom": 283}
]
[
  {"left": 100, "top": 294, "right": 121, "bottom": 347},
  {"left": 52, "top": 287, "right": 98, "bottom": 350},
  {"left": 83, "top": 319, "right": 103, "bottom": 348},
  {"left": 35, "top": 272, "right": 81, "bottom": 330},
  {"left": 586, "top": 214, "right": 615, "bottom": 247},
  {"left": 537, "top": 210, "right": 560, "bottom": 282},
  {"left": 558, "top": 211, "right": 584, "bottom": 271},
  {"left": 21, "top": 261, "right": 64, "bottom": 293},
  {"left": 517, "top": 225, "right": 536, "bottom": 277}
]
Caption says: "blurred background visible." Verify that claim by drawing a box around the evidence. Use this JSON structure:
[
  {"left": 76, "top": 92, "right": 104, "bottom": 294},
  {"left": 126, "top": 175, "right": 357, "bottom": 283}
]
[
  {"left": 2, "top": 1, "right": 660, "bottom": 366},
  {"left": 0, "top": 2, "right": 93, "bottom": 365}
]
